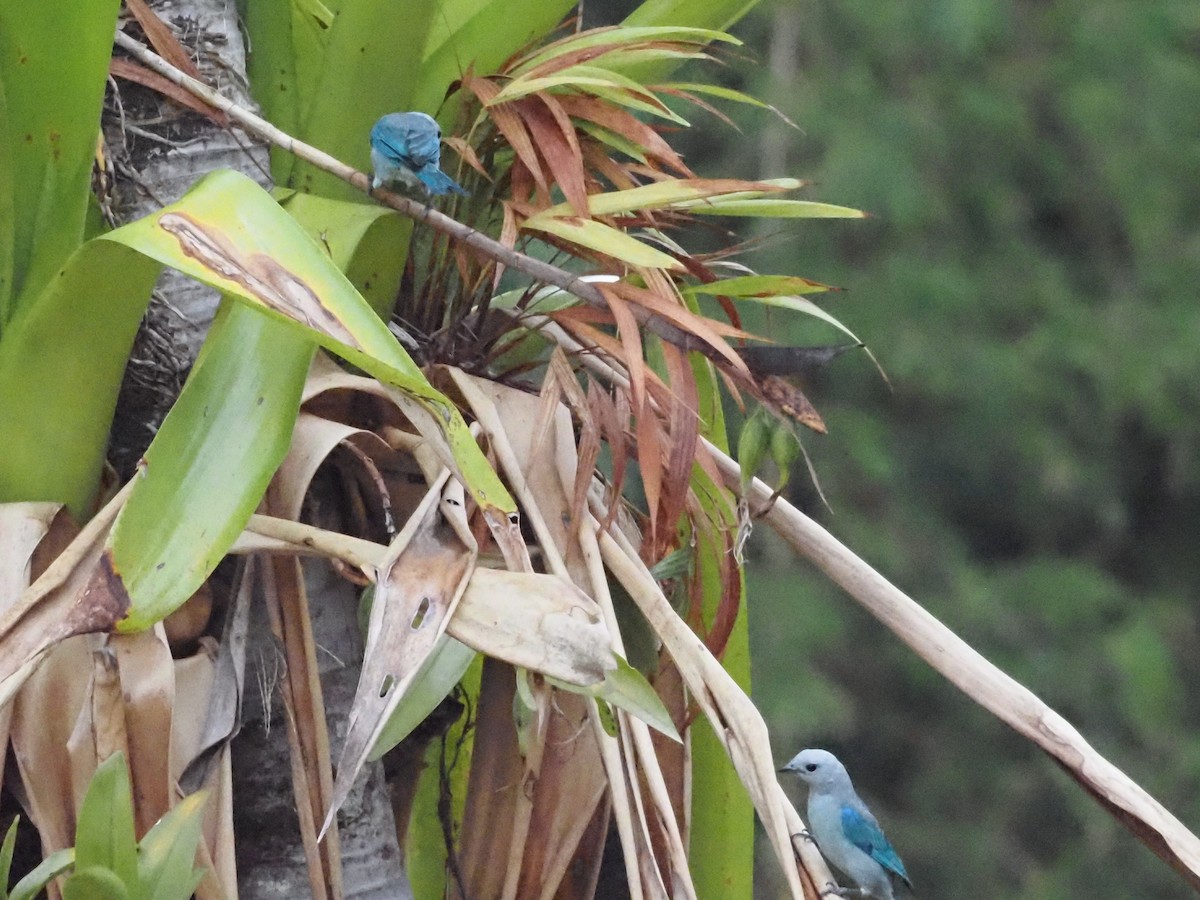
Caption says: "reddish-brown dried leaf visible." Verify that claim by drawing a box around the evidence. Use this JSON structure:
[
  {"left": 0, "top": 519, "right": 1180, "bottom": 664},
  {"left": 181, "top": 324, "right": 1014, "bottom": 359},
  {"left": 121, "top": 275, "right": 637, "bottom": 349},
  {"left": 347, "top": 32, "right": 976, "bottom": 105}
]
[
  {"left": 572, "top": 389, "right": 603, "bottom": 540},
  {"left": 581, "top": 142, "right": 639, "bottom": 192},
  {"left": 522, "top": 94, "right": 589, "bottom": 218},
  {"left": 465, "top": 75, "right": 549, "bottom": 194},
  {"left": 635, "top": 401, "right": 665, "bottom": 552},
  {"left": 655, "top": 86, "right": 739, "bottom": 130},
  {"left": 703, "top": 525, "right": 742, "bottom": 660},
  {"left": 658, "top": 342, "right": 701, "bottom": 556},
  {"left": 550, "top": 305, "right": 616, "bottom": 327},
  {"left": 556, "top": 95, "right": 691, "bottom": 176},
  {"left": 587, "top": 378, "right": 628, "bottom": 534},
  {"left": 109, "top": 58, "right": 230, "bottom": 127},
  {"left": 458, "top": 661, "right": 525, "bottom": 897},
  {"left": 610, "top": 280, "right": 752, "bottom": 377},
  {"left": 125, "top": 0, "right": 203, "bottom": 81},
  {"left": 443, "top": 135, "right": 492, "bottom": 180},
  {"left": 597, "top": 284, "right": 647, "bottom": 413}
]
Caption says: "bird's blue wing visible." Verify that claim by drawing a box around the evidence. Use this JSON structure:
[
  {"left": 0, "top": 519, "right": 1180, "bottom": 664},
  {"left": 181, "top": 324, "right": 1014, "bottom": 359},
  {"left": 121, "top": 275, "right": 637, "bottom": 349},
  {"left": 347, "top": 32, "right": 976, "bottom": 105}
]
[
  {"left": 841, "top": 805, "right": 912, "bottom": 887},
  {"left": 403, "top": 124, "right": 442, "bottom": 169},
  {"left": 370, "top": 117, "right": 416, "bottom": 167}
]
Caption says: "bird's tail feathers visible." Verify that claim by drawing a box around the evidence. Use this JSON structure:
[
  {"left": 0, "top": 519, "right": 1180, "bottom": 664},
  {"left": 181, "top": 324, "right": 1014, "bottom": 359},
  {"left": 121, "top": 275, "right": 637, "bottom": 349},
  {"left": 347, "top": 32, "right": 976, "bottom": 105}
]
[{"left": 417, "top": 166, "right": 467, "bottom": 196}]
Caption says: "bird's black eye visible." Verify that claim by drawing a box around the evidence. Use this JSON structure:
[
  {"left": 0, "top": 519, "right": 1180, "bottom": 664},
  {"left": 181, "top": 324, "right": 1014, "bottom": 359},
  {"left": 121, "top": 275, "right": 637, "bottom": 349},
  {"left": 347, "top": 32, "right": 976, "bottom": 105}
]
[{"left": 805, "top": 763, "right": 818, "bottom": 772}]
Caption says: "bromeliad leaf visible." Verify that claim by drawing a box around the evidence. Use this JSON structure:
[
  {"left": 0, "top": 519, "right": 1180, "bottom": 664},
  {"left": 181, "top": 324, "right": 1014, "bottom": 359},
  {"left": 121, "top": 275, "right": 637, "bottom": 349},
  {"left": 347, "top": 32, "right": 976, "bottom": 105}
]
[
  {"left": 683, "top": 274, "right": 834, "bottom": 297},
  {"left": 681, "top": 198, "right": 866, "bottom": 218},
  {"left": 508, "top": 25, "right": 741, "bottom": 76},
  {"left": 525, "top": 178, "right": 800, "bottom": 221},
  {"left": 523, "top": 216, "right": 684, "bottom": 270}
]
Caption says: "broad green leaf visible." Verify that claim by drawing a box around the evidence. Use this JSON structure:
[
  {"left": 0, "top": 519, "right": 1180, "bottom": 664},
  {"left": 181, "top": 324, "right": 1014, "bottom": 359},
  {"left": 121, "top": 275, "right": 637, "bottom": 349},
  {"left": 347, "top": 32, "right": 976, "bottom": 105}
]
[
  {"left": 683, "top": 274, "right": 832, "bottom": 297},
  {"left": 240, "top": 0, "right": 304, "bottom": 183},
  {"left": 74, "top": 754, "right": 138, "bottom": 888},
  {"left": 0, "top": 0, "right": 122, "bottom": 321},
  {"left": 528, "top": 178, "right": 802, "bottom": 221},
  {"left": 279, "top": 191, "right": 412, "bottom": 319},
  {"left": 523, "top": 216, "right": 683, "bottom": 270},
  {"left": 287, "top": 2, "right": 438, "bottom": 200},
  {"left": 106, "top": 170, "right": 512, "bottom": 515},
  {"left": 108, "top": 304, "right": 312, "bottom": 630},
  {"left": 0, "top": 55, "right": 12, "bottom": 321},
  {"left": 369, "top": 635, "right": 477, "bottom": 761},
  {"left": 84, "top": 169, "right": 509, "bottom": 628},
  {"left": 414, "top": 0, "right": 578, "bottom": 118},
  {"left": 135, "top": 792, "right": 207, "bottom": 900},
  {"left": 683, "top": 198, "right": 866, "bottom": 218},
  {"left": 62, "top": 867, "right": 129, "bottom": 900},
  {"left": 9, "top": 848, "right": 75, "bottom": 900},
  {"left": 551, "top": 655, "right": 679, "bottom": 740},
  {"left": 624, "top": 0, "right": 761, "bottom": 36},
  {"left": 0, "top": 240, "right": 160, "bottom": 514}
]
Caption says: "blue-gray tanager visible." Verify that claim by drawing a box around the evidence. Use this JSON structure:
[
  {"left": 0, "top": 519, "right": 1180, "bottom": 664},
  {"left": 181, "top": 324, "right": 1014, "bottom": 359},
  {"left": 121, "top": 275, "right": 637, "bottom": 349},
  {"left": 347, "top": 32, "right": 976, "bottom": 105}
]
[
  {"left": 780, "top": 748, "right": 912, "bottom": 899},
  {"left": 369, "top": 112, "right": 466, "bottom": 197}
]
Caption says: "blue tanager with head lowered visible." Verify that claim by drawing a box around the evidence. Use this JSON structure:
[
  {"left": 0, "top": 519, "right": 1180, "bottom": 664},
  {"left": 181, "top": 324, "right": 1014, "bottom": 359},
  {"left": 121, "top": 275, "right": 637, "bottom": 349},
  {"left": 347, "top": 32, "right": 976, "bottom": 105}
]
[
  {"left": 781, "top": 748, "right": 913, "bottom": 899},
  {"left": 369, "top": 111, "right": 466, "bottom": 197}
]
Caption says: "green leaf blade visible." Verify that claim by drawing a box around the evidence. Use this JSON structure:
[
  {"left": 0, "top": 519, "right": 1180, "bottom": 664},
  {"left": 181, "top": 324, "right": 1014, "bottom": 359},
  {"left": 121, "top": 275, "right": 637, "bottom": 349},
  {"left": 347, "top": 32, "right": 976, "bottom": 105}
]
[
  {"left": 109, "top": 304, "right": 312, "bottom": 630},
  {"left": 74, "top": 754, "right": 138, "bottom": 889},
  {"left": 523, "top": 216, "right": 684, "bottom": 270},
  {"left": 0, "top": 0, "right": 123, "bottom": 319},
  {"left": 135, "top": 792, "right": 208, "bottom": 900}
]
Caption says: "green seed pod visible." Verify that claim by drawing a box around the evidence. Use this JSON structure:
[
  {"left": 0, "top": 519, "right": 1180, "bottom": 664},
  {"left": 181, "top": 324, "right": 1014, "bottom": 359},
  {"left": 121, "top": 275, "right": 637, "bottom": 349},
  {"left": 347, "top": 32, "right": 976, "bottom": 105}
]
[
  {"left": 769, "top": 421, "right": 801, "bottom": 492},
  {"left": 737, "top": 408, "right": 771, "bottom": 488}
]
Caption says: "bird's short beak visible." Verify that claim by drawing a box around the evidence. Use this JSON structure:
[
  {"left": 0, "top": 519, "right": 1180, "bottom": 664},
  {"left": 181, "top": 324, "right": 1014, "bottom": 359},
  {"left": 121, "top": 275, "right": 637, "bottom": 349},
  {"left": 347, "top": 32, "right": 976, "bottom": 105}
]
[{"left": 777, "top": 765, "right": 791, "bottom": 773}]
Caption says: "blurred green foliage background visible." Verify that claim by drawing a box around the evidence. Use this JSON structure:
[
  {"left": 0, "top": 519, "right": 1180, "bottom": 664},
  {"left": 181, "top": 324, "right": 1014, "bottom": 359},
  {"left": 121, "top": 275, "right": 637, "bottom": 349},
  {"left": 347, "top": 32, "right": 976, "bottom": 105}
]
[
  {"left": 733, "top": 2, "right": 1200, "bottom": 896},
  {"left": 596, "top": 0, "right": 1200, "bottom": 895}
]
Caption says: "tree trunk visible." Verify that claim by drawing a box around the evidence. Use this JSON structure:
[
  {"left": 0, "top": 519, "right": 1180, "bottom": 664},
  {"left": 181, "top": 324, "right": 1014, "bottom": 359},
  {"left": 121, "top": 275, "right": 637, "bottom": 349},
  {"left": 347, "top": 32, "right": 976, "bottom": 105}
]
[{"left": 106, "top": 3, "right": 410, "bottom": 894}]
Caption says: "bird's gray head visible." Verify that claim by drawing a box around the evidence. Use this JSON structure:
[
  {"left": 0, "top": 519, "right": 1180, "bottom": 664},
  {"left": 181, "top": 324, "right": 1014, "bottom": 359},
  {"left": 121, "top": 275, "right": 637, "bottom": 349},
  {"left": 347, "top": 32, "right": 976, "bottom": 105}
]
[
  {"left": 779, "top": 748, "right": 853, "bottom": 791},
  {"left": 410, "top": 112, "right": 440, "bottom": 133}
]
